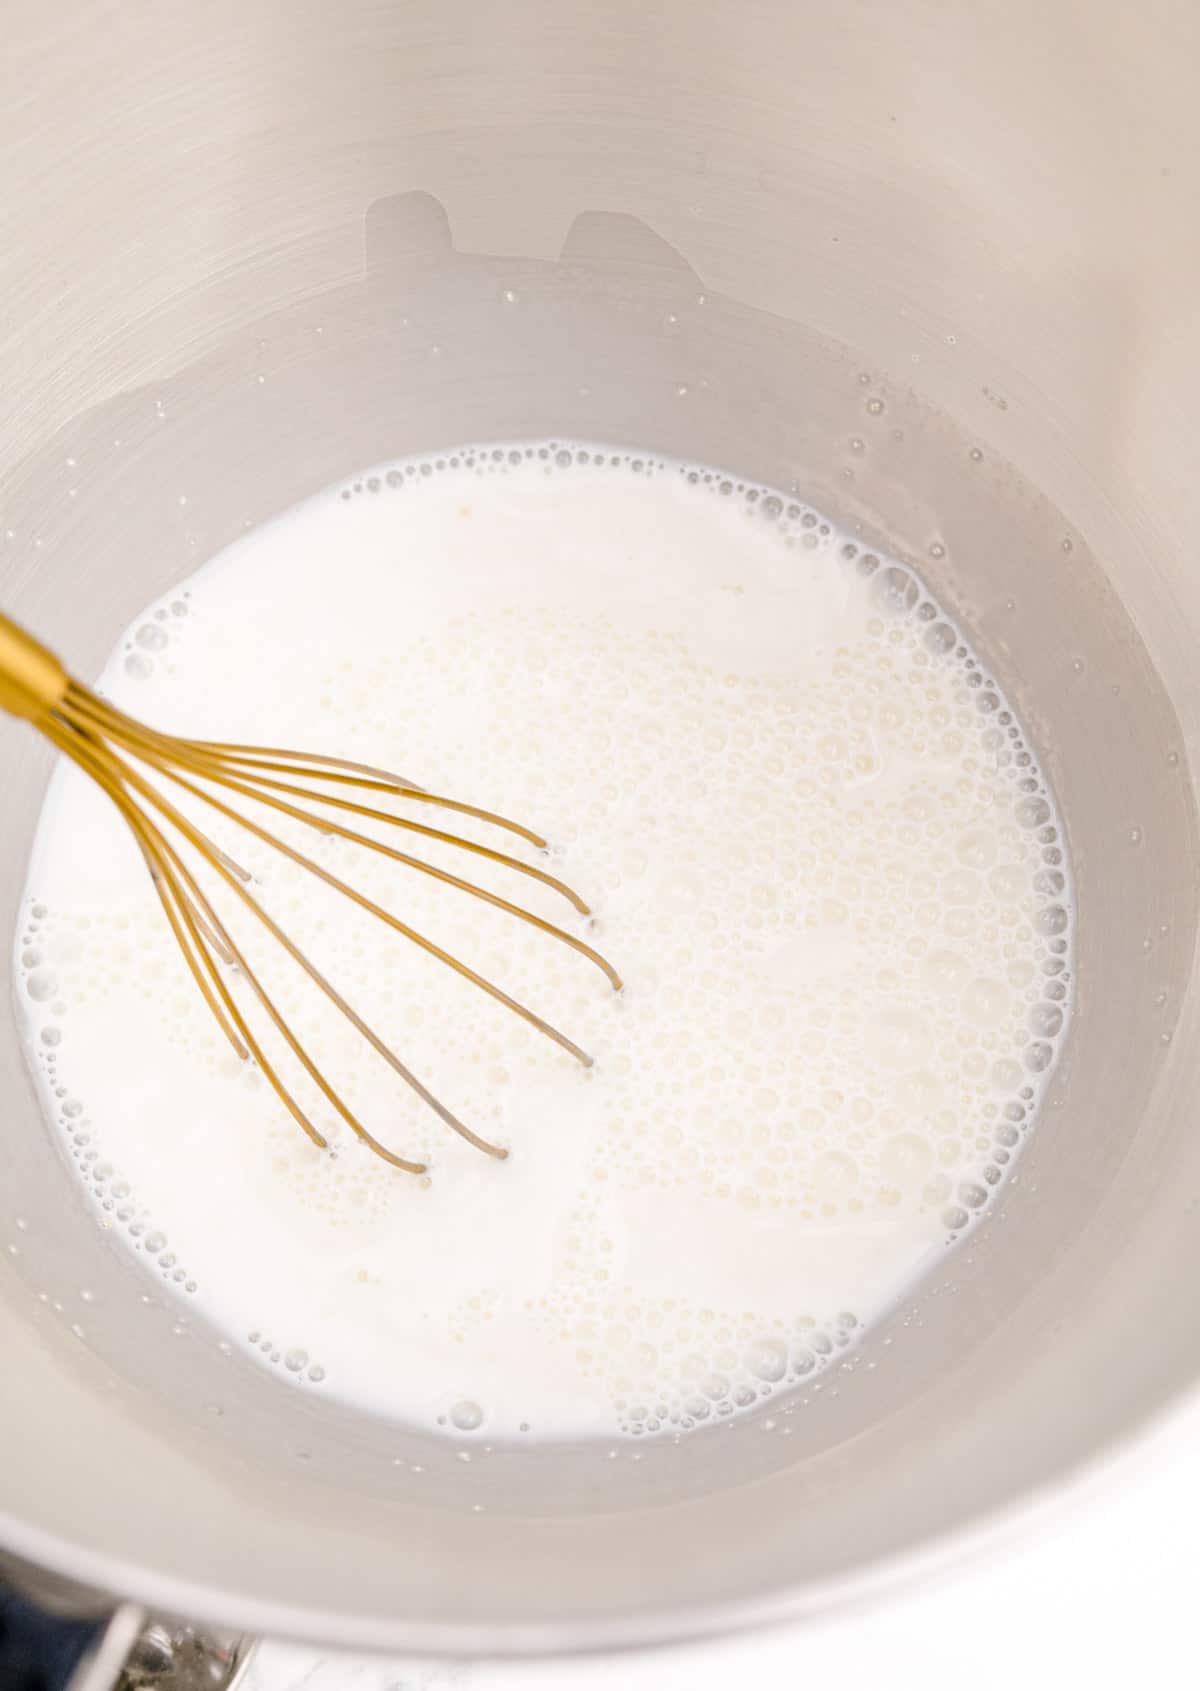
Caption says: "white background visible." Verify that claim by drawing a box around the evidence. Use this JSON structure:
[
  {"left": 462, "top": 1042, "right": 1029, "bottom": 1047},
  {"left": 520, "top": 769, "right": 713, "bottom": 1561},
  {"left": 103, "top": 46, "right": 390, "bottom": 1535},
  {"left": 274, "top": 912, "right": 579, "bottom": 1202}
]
[{"left": 241, "top": 1390, "right": 1199, "bottom": 1691}]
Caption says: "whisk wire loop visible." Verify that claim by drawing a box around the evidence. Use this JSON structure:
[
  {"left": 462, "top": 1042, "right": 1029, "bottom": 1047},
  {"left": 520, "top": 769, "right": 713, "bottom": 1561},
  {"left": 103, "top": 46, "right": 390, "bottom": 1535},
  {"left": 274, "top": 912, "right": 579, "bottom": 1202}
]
[{"left": 0, "top": 608, "right": 622, "bottom": 1173}]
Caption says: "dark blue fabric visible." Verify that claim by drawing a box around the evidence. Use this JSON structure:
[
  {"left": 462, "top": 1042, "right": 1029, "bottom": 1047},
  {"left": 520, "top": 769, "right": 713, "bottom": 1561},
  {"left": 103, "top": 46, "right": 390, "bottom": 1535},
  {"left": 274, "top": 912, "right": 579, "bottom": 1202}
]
[{"left": 0, "top": 1586, "right": 104, "bottom": 1691}]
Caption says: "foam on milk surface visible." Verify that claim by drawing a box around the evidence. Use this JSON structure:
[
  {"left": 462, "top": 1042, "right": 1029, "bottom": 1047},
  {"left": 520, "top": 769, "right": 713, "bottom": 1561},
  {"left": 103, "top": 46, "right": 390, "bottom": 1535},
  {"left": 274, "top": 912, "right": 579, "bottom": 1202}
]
[{"left": 15, "top": 443, "right": 1074, "bottom": 1441}]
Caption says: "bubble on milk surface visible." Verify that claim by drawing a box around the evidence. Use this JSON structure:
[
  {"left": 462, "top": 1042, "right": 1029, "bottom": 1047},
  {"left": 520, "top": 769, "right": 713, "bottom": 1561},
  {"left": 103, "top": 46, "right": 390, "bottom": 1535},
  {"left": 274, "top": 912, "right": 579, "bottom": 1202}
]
[{"left": 14, "top": 441, "right": 1074, "bottom": 1440}]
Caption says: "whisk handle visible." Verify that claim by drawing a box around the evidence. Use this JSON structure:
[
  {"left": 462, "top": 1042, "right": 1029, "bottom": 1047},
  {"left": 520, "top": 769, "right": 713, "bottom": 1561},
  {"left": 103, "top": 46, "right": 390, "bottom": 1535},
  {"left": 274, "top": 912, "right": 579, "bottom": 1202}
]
[{"left": 0, "top": 610, "right": 69, "bottom": 721}]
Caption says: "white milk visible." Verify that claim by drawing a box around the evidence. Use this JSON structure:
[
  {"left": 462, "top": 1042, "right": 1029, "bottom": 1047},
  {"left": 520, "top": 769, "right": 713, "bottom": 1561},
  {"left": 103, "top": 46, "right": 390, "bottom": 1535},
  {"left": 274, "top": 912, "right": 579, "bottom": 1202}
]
[{"left": 14, "top": 443, "right": 1073, "bottom": 1442}]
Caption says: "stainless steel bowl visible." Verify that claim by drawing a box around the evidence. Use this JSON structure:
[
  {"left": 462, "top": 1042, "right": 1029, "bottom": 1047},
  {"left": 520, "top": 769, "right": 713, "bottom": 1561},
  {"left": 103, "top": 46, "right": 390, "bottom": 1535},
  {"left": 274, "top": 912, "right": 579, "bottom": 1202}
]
[{"left": 2, "top": 0, "right": 1198, "bottom": 1657}]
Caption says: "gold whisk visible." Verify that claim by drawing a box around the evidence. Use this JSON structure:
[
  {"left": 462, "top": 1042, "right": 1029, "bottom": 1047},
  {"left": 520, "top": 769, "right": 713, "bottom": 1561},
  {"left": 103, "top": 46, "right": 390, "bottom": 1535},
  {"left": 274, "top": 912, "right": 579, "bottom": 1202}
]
[{"left": 0, "top": 610, "right": 622, "bottom": 1174}]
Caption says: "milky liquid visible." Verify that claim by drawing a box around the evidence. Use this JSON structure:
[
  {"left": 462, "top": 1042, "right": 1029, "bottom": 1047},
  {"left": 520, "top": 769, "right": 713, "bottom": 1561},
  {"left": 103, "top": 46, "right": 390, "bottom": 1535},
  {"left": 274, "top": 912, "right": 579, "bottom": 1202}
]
[{"left": 14, "top": 444, "right": 1074, "bottom": 1442}]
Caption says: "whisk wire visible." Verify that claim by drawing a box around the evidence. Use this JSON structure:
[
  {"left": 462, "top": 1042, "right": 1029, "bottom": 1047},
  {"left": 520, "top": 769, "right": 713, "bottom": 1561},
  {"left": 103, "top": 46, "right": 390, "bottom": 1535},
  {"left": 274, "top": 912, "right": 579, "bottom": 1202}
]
[
  {"left": 62, "top": 685, "right": 611, "bottom": 940},
  {"left": 65, "top": 687, "right": 550, "bottom": 848},
  {"left": 94, "top": 732, "right": 599, "bottom": 1068},
  {"left": 43, "top": 716, "right": 340, "bottom": 1161},
  {"left": 13, "top": 650, "right": 623, "bottom": 1171},
  {"left": 48, "top": 716, "right": 513, "bottom": 1166}
]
